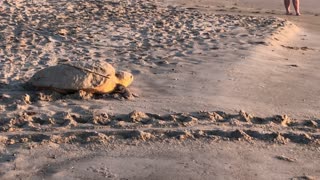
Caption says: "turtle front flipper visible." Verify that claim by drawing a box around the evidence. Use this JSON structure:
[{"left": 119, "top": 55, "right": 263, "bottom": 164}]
[{"left": 114, "top": 84, "right": 132, "bottom": 99}]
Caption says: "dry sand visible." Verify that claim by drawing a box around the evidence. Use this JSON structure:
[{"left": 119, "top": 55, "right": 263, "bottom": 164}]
[{"left": 0, "top": 0, "right": 319, "bottom": 179}]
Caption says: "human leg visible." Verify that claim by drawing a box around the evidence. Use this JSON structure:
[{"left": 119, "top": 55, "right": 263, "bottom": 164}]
[
  {"left": 284, "top": 0, "right": 291, "bottom": 15},
  {"left": 292, "top": 0, "right": 300, "bottom": 15}
]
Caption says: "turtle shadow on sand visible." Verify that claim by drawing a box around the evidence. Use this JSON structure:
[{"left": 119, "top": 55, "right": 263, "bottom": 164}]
[{"left": 22, "top": 61, "right": 136, "bottom": 102}]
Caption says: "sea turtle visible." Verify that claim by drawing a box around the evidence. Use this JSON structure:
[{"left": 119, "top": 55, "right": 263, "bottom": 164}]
[{"left": 28, "top": 61, "right": 134, "bottom": 98}]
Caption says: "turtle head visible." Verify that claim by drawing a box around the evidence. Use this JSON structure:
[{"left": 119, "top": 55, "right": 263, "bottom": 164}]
[{"left": 115, "top": 71, "right": 134, "bottom": 87}]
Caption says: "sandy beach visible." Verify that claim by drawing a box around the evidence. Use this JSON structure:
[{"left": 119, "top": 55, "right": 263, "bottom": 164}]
[{"left": 0, "top": 0, "right": 319, "bottom": 179}]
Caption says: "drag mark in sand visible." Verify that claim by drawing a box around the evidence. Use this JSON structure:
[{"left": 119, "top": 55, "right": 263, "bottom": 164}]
[{"left": 0, "top": 110, "right": 318, "bottom": 146}]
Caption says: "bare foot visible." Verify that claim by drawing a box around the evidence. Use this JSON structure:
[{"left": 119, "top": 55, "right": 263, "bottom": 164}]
[
  {"left": 296, "top": 12, "right": 301, "bottom": 16},
  {"left": 286, "top": 12, "right": 293, "bottom": 15}
]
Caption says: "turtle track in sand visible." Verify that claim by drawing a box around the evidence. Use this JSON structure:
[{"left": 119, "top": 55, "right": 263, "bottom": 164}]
[{"left": 0, "top": 110, "right": 319, "bottom": 146}]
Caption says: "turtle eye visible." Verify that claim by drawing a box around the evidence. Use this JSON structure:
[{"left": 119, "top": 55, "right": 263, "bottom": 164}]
[{"left": 115, "top": 72, "right": 124, "bottom": 79}]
